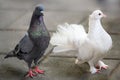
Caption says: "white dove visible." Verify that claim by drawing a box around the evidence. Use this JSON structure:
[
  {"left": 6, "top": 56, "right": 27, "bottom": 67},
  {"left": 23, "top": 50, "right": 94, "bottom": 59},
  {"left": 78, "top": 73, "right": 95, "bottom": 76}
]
[{"left": 50, "top": 10, "right": 112, "bottom": 74}]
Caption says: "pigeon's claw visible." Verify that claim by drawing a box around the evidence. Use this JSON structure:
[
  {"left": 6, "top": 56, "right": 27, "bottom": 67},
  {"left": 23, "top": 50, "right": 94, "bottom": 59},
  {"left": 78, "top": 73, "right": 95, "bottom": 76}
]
[
  {"left": 101, "top": 65, "right": 108, "bottom": 70},
  {"left": 98, "top": 61, "right": 109, "bottom": 70},
  {"left": 33, "top": 66, "right": 44, "bottom": 74},
  {"left": 96, "top": 69, "right": 101, "bottom": 73},
  {"left": 89, "top": 66, "right": 101, "bottom": 74},
  {"left": 91, "top": 68, "right": 101, "bottom": 74},
  {"left": 26, "top": 69, "right": 36, "bottom": 78}
]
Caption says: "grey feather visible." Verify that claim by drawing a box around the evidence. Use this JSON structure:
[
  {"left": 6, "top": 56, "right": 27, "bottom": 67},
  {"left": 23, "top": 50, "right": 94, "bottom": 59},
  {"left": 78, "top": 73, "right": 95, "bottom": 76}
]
[{"left": 19, "top": 35, "right": 33, "bottom": 53}]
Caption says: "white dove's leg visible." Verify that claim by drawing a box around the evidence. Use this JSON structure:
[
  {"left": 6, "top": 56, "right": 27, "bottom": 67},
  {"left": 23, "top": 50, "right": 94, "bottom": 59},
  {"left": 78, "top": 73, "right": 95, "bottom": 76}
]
[
  {"left": 98, "top": 60, "right": 108, "bottom": 70},
  {"left": 88, "top": 61, "right": 99, "bottom": 74}
]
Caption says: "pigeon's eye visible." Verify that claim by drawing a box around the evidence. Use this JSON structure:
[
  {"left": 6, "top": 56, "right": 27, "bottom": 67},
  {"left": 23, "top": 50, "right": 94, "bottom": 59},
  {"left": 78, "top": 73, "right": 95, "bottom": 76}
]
[{"left": 98, "top": 13, "right": 101, "bottom": 16}]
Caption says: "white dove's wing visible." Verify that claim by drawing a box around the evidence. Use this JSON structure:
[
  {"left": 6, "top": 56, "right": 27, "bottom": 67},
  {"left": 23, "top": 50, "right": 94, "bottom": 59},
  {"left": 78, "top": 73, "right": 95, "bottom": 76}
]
[{"left": 50, "top": 23, "right": 87, "bottom": 53}]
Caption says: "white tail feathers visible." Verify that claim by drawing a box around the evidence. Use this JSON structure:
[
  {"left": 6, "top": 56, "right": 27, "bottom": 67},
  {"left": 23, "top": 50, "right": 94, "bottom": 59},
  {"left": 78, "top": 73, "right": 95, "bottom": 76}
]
[{"left": 50, "top": 23, "right": 87, "bottom": 53}]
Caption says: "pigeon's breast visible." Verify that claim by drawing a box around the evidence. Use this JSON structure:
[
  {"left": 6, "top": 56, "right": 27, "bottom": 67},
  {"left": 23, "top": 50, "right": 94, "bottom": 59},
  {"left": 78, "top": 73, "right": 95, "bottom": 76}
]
[
  {"left": 29, "top": 26, "right": 50, "bottom": 38},
  {"left": 92, "top": 30, "right": 112, "bottom": 53}
]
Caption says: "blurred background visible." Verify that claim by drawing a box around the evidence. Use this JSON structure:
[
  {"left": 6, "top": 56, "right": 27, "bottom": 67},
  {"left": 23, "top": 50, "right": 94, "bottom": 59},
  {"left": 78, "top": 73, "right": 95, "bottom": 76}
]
[{"left": 0, "top": 0, "right": 120, "bottom": 80}]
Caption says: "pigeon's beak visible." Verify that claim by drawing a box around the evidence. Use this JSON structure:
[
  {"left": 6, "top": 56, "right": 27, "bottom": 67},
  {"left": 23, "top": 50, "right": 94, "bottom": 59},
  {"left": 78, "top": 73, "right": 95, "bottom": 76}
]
[{"left": 103, "top": 14, "right": 107, "bottom": 18}]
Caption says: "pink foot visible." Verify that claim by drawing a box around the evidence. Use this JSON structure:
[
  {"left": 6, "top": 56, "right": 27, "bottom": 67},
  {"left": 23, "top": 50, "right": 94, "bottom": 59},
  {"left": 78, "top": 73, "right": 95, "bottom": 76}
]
[
  {"left": 96, "top": 69, "right": 101, "bottom": 73},
  {"left": 95, "top": 65, "right": 100, "bottom": 69},
  {"left": 97, "top": 61, "right": 109, "bottom": 70},
  {"left": 26, "top": 69, "right": 36, "bottom": 78},
  {"left": 33, "top": 66, "right": 44, "bottom": 74},
  {"left": 101, "top": 65, "right": 108, "bottom": 70}
]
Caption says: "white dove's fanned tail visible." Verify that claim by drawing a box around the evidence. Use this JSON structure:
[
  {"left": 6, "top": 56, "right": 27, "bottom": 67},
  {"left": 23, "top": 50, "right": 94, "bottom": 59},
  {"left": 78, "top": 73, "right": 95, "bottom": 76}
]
[{"left": 50, "top": 23, "right": 87, "bottom": 53}]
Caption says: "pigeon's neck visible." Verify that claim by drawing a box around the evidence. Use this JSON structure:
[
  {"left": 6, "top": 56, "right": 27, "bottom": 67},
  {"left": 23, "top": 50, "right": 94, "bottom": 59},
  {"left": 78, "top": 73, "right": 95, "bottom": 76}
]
[
  {"left": 29, "top": 14, "right": 46, "bottom": 30},
  {"left": 88, "top": 18, "right": 112, "bottom": 52},
  {"left": 39, "top": 16, "right": 46, "bottom": 28},
  {"left": 28, "top": 14, "right": 49, "bottom": 37},
  {"left": 88, "top": 18, "right": 104, "bottom": 38}
]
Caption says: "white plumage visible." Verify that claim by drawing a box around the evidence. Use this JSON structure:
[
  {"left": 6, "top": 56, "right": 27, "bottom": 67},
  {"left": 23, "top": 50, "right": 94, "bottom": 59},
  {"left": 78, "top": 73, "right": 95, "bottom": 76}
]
[
  {"left": 50, "top": 23, "right": 87, "bottom": 52},
  {"left": 50, "top": 10, "right": 112, "bottom": 74}
]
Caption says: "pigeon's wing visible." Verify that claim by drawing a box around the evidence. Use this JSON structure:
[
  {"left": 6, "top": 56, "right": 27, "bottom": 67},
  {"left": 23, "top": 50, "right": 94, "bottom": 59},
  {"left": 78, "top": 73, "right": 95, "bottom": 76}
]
[
  {"left": 17, "top": 34, "right": 34, "bottom": 53},
  {"left": 50, "top": 23, "right": 87, "bottom": 53}
]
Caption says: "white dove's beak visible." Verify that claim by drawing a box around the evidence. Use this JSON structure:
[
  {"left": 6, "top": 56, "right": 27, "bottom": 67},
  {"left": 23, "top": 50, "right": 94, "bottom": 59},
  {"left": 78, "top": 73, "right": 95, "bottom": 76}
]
[{"left": 103, "top": 14, "right": 107, "bottom": 18}]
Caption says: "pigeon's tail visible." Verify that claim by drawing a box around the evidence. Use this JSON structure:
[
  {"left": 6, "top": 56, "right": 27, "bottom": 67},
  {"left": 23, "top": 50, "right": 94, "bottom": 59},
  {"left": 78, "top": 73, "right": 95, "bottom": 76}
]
[
  {"left": 4, "top": 44, "right": 19, "bottom": 59},
  {"left": 4, "top": 51, "right": 17, "bottom": 59},
  {"left": 50, "top": 23, "right": 87, "bottom": 53}
]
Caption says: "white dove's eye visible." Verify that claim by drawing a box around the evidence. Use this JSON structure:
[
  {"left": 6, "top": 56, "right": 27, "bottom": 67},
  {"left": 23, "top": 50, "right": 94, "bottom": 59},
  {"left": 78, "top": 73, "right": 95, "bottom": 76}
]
[{"left": 98, "top": 13, "right": 101, "bottom": 16}]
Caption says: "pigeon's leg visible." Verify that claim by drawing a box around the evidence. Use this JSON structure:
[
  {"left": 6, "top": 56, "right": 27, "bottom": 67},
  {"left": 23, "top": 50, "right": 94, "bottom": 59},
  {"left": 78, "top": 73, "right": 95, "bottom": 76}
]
[
  {"left": 33, "top": 58, "right": 44, "bottom": 74},
  {"left": 26, "top": 61, "right": 36, "bottom": 78},
  {"left": 88, "top": 61, "right": 100, "bottom": 74},
  {"left": 97, "top": 60, "right": 108, "bottom": 70}
]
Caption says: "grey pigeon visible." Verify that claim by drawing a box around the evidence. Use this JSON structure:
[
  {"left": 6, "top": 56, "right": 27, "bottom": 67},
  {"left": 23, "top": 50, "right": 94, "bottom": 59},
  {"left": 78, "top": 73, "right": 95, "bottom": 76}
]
[{"left": 4, "top": 5, "right": 50, "bottom": 78}]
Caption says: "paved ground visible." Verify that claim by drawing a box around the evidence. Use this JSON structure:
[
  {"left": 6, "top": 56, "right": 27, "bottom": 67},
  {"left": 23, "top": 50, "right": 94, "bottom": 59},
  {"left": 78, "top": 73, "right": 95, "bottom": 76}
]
[{"left": 0, "top": 0, "right": 120, "bottom": 80}]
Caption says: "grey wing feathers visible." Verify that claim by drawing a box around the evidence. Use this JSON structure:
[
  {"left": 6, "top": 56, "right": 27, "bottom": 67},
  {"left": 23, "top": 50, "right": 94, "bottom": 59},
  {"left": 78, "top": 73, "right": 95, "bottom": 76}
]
[{"left": 18, "top": 35, "right": 33, "bottom": 53}]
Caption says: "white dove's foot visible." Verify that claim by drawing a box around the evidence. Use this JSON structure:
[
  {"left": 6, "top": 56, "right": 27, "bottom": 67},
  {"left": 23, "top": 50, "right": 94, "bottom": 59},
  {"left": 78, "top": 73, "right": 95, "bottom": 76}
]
[
  {"left": 98, "top": 60, "right": 109, "bottom": 70},
  {"left": 90, "top": 67, "right": 100, "bottom": 74},
  {"left": 88, "top": 61, "right": 100, "bottom": 74},
  {"left": 101, "top": 65, "right": 108, "bottom": 69}
]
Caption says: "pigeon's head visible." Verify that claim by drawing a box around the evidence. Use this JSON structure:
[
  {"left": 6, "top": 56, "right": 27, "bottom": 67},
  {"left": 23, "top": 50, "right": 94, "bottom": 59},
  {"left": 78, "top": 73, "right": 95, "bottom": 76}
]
[
  {"left": 34, "top": 4, "right": 44, "bottom": 15},
  {"left": 89, "top": 10, "right": 106, "bottom": 20}
]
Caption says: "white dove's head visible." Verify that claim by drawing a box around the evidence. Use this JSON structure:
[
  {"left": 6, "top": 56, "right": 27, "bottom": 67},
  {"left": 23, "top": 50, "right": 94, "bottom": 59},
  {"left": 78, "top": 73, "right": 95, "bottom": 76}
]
[{"left": 89, "top": 10, "right": 106, "bottom": 20}]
